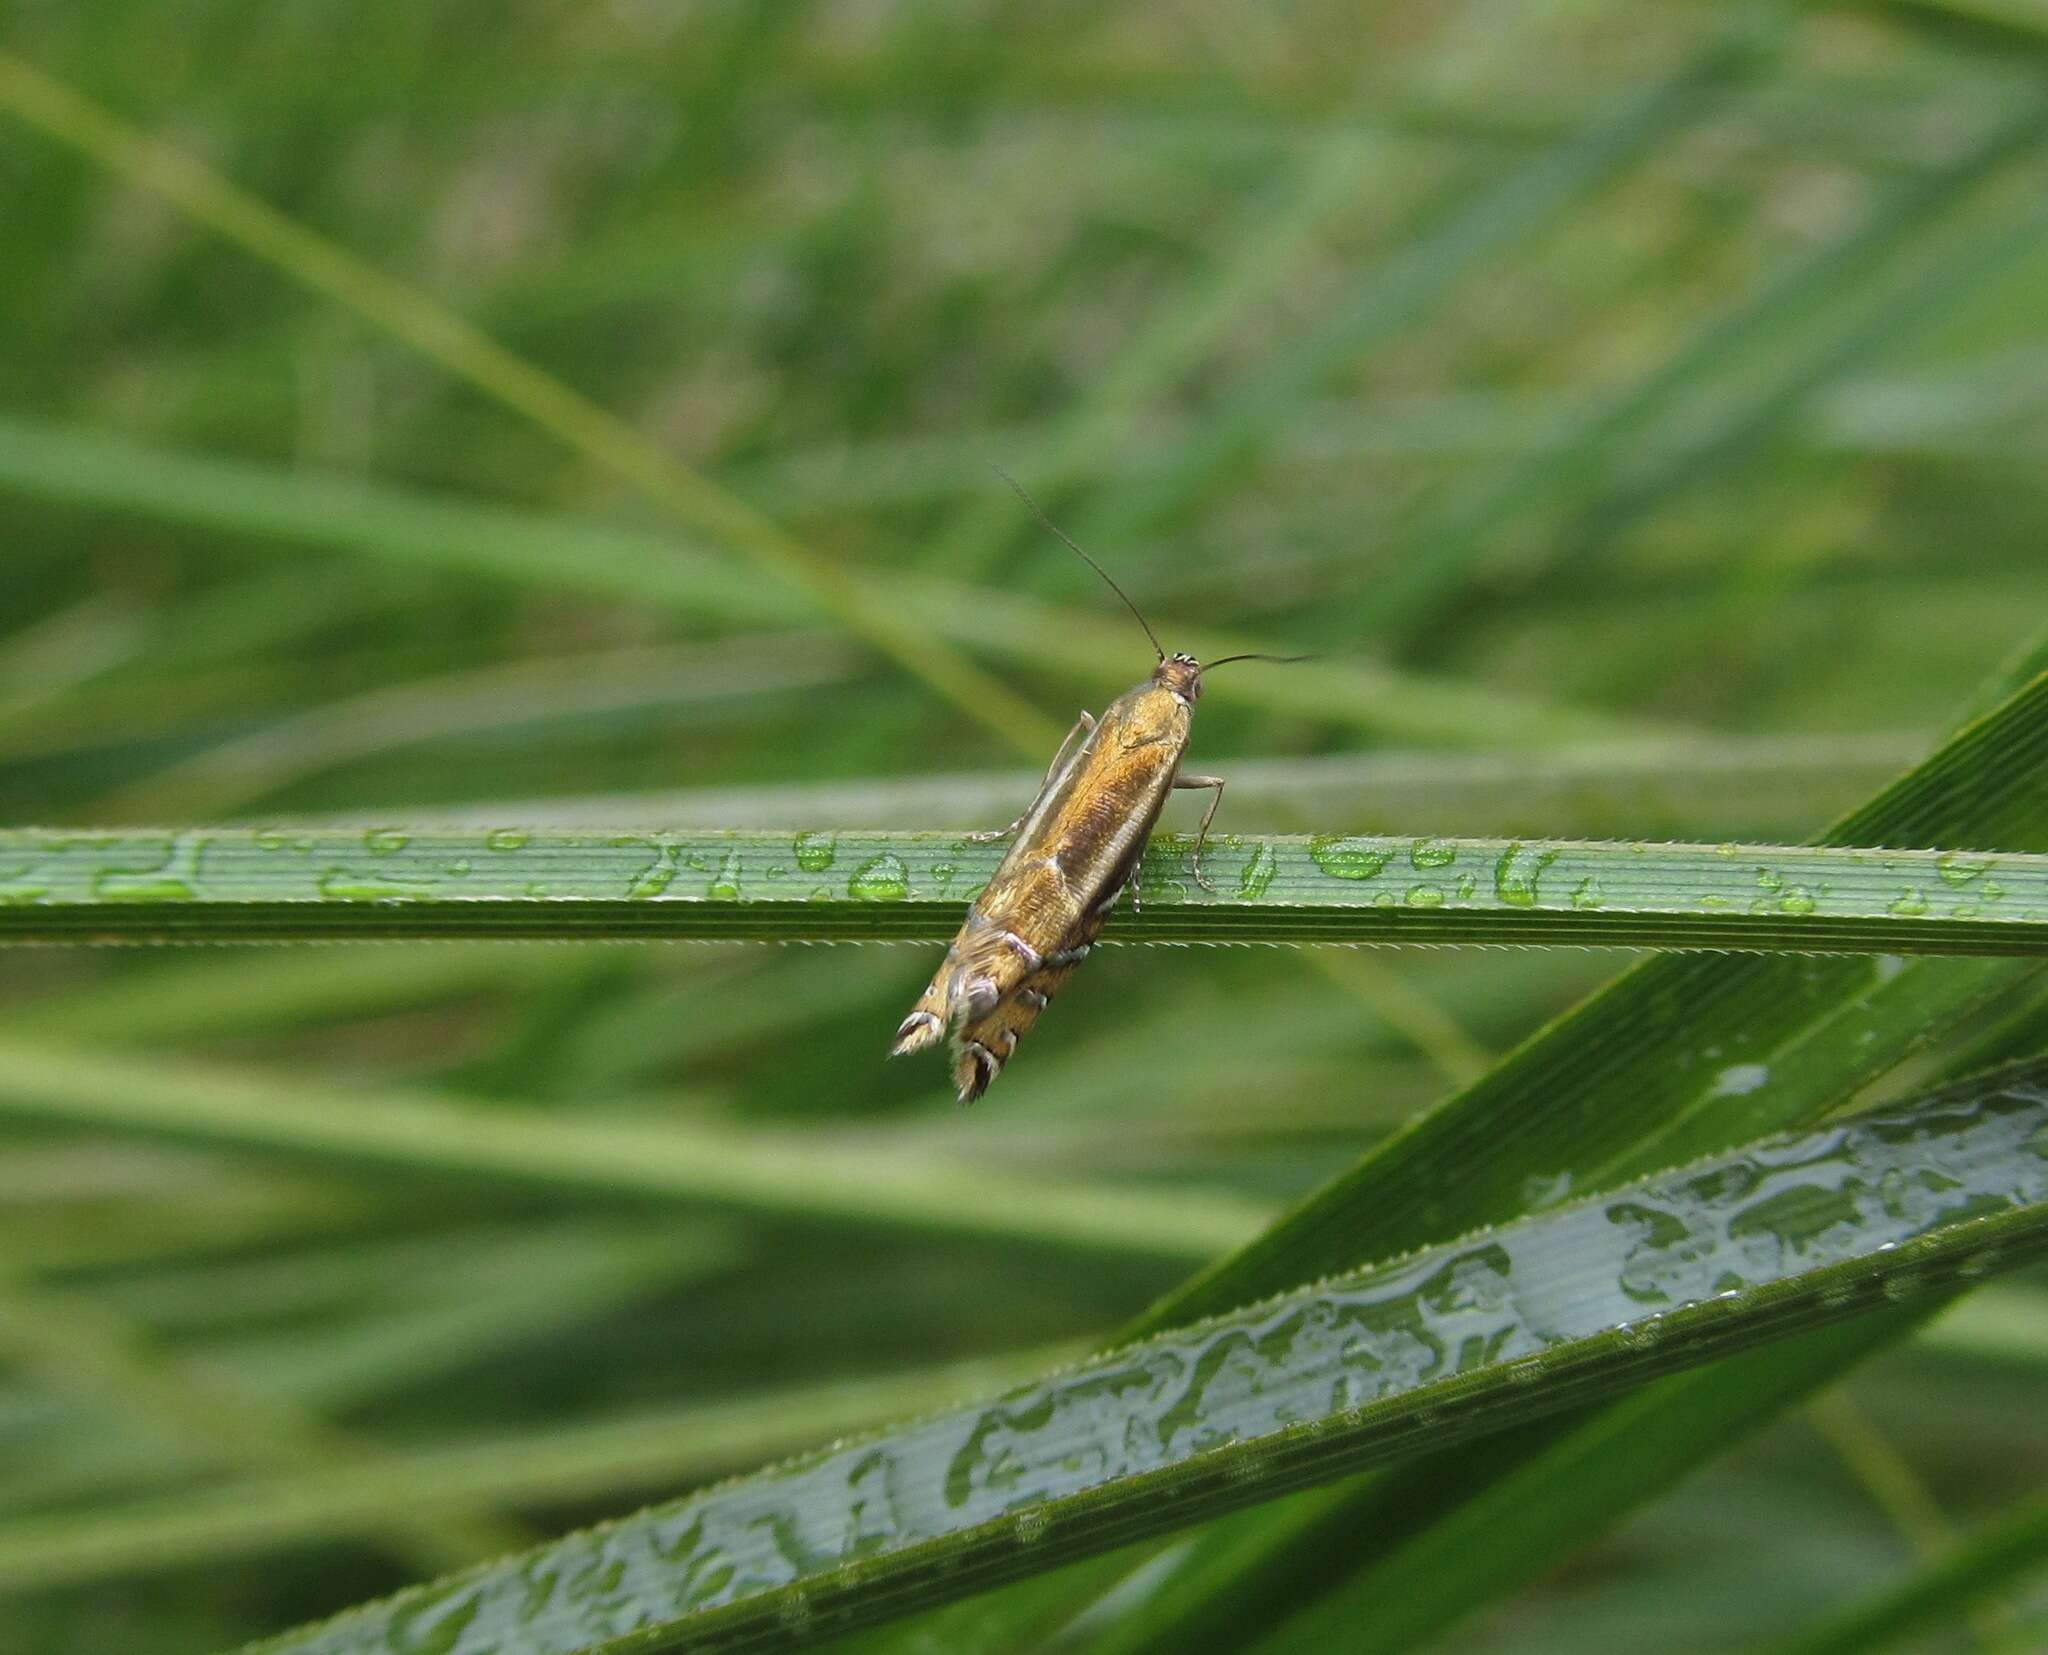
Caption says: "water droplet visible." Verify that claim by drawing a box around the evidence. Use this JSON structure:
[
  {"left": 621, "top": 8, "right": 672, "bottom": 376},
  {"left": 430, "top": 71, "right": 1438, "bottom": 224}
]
[
  {"left": 1494, "top": 844, "right": 1558, "bottom": 908},
  {"left": 1710, "top": 1062, "right": 1770, "bottom": 1097},
  {"left": 364, "top": 828, "right": 409, "bottom": 856},
  {"left": 1308, "top": 835, "right": 1392, "bottom": 881},
  {"left": 794, "top": 832, "right": 837, "bottom": 873},
  {"left": 1405, "top": 884, "right": 1444, "bottom": 908},
  {"left": 1756, "top": 867, "right": 1783, "bottom": 892},
  {"left": 931, "top": 862, "right": 958, "bottom": 884},
  {"left": 317, "top": 869, "right": 435, "bottom": 903},
  {"left": 445, "top": 860, "right": 473, "bottom": 878},
  {"left": 1777, "top": 887, "right": 1816, "bottom": 916},
  {"left": 485, "top": 828, "right": 530, "bottom": 852},
  {"left": 1237, "top": 843, "right": 1278, "bottom": 900},
  {"left": 1958, "top": 1249, "right": 2002, "bottom": 1278},
  {"left": 1410, "top": 839, "right": 1456, "bottom": 870},
  {"left": 1571, "top": 877, "right": 1602, "bottom": 910},
  {"left": 849, "top": 853, "right": 909, "bottom": 902},
  {"left": 254, "top": 829, "right": 288, "bottom": 852},
  {"left": 708, "top": 850, "right": 742, "bottom": 901},
  {"left": 0, "top": 868, "right": 50, "bottom": 905},
  {"left": 1890, "top": 889, "right": 1929, "bottom": 917},
  {"left": 91, "top": 833, "right": 207, "bottom": 903},
  {"left": 627, "top": 840, "right": 683, "bottom": 900},
  {"left": 1937, "top": 853, "right": 1989, "bottom": 887}
]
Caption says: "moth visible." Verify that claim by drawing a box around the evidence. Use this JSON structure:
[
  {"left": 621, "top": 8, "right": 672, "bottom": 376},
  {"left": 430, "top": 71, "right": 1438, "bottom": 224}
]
[{"left": 890, "top": 474, "right": 1301, "bottom": 1102}]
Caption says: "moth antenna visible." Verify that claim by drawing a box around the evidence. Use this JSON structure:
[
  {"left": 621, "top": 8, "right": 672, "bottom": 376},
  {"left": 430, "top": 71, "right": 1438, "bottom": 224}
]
[
  {"left": 990, "top": 464, "right": 1164, "bottom": 662},
  {"left": 1201, "top": 652, "right": 1317, "bottom": 671}
]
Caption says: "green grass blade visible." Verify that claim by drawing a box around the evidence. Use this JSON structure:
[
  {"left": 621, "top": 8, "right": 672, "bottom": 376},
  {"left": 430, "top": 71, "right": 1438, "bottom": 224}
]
[
  {"left": 1132, "top": 665, "right": 2048, "bottom": 1330},
  {"left": 1356, "top": 96, "right": 2048, "bottom": 640},
  {"left": 0, "top": 49, "right": 1058, "bottom": 758},
  {"left": 0, "top": 415, "right": 1628, "bottom": 749},
  {"left": 1073, "top": 30, "right": 1771, "bottom": 548},
  {"left": 1567, "top": 140, "right": 2048, "bottom": 565},
  {"left": 0, "top": 1345, "right": 1073, "bottom": 1593},
  {"left": 0, "top": 1039, "right": 1272, "bottom": 1262},
  {"left": 406, "top": 733, "right": 1925, "bottom": 843},
  {"left": 0, "top": 1279, "right": 535, "bottom": 1579},
  {"left": 3, "top": 825, "right": 2042, "bottom": 950},
  {"left": 236, "top": 1062, "right": 2048, "bottom": 1655},
  {"left": 1767, "top": 1484, "right": 2048, "bottom": 1655},
  {"left": 942, "top": 652, "right": 2048, "bottom": 1653},
  {"left": 922, "top": 129, "right": 1385, "bottom": 580}
]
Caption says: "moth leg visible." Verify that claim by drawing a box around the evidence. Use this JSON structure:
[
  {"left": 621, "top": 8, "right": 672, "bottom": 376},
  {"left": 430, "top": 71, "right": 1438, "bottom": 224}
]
[
  {"left": 1174, "top": 774, "right": 1227, "bottom": 893},
  {"left": 966, "top": 710, "right": 1095, "bottom": 842}
]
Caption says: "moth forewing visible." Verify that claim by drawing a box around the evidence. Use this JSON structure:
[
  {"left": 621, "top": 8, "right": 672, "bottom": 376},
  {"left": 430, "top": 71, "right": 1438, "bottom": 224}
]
[{"left": 891, "top": 654, "right": 1203, "bottom": 1101}]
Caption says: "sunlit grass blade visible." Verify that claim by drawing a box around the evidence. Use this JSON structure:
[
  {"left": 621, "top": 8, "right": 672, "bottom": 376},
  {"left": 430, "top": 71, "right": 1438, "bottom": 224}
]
[
  {"left": 238, "top": 1061, "right": 2048, "bottom": 1655},
  {"left": 3, "top": 825, "right": 2042, "bottom": 950}
]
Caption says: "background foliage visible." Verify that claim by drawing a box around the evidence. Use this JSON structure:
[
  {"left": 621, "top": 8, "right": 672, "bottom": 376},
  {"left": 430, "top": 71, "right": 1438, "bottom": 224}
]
[{"left": 2, "top": 1, "right": 2046, "bottom": 1651}]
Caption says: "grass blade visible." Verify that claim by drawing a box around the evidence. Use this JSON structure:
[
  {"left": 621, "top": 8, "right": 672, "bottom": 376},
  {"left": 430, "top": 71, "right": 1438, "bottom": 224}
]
[
  {"left": 238, "top": 1060, "right": 2048, "bottom": 1655},
  {"left": 0, "top": 415, "right": 1629, "bottom": 749},
  {"left": 3, "top": 825, "right": 2043, "bottom": 950},
  {"left": 1767, "top": 1484, "right": 2048, "bottom": 1655},
  {"left": 927, "top": 650, "right": 2048, "bottom": 1652},
  {"left": 0, "top": 1039, "right": 1272, "bottom": 1262},
  {"left": 0, "top": 50, "right": 1059, "bottom": 757}
]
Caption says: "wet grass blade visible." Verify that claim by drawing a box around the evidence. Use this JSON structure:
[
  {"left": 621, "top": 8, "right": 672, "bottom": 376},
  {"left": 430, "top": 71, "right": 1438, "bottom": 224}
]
[
  {"left": 2, "top": 825, "right": 2044, "bottom": 951},
  {"left": 0, "top": 1344, "right": 1074, "bottom": 1594},
  {"left": 236, "top": 1061, "right": 2048, "bottom": 1655},
  {"left": 901, "top": 649, "right": 2048, "bottom": 1654}
]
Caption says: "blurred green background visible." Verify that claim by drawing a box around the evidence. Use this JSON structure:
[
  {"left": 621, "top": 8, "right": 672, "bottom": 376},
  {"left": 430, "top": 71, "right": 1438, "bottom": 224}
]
[{"left": 2, "top": 1, "right": 2046, "bottom": 1650}]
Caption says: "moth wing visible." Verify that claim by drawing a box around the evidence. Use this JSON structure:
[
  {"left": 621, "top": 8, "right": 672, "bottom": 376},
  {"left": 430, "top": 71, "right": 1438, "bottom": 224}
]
[
  {"left": 950, "top": 908, "right": 1106, "bottom": 1103},
  {"left": 888, "top": 894, "right": 1064, "bottom": 1057}
]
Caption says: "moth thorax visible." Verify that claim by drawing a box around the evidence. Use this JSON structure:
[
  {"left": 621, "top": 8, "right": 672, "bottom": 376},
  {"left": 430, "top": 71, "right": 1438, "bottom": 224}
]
[{"left": 1155, "top": 653, "right": 1202, "bottom": 702}]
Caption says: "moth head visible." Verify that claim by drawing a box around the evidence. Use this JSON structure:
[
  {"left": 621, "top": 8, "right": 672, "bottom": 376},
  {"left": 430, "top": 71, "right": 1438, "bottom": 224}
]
[{"left": 1154, "top": 652, "right": 1203, "bottom": 703}]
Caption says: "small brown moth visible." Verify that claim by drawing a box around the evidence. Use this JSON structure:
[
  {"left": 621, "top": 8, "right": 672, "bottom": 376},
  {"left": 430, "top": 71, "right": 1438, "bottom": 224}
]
[{"left": 890, "top": 474, "right": 1302, "bottom": 1102}]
